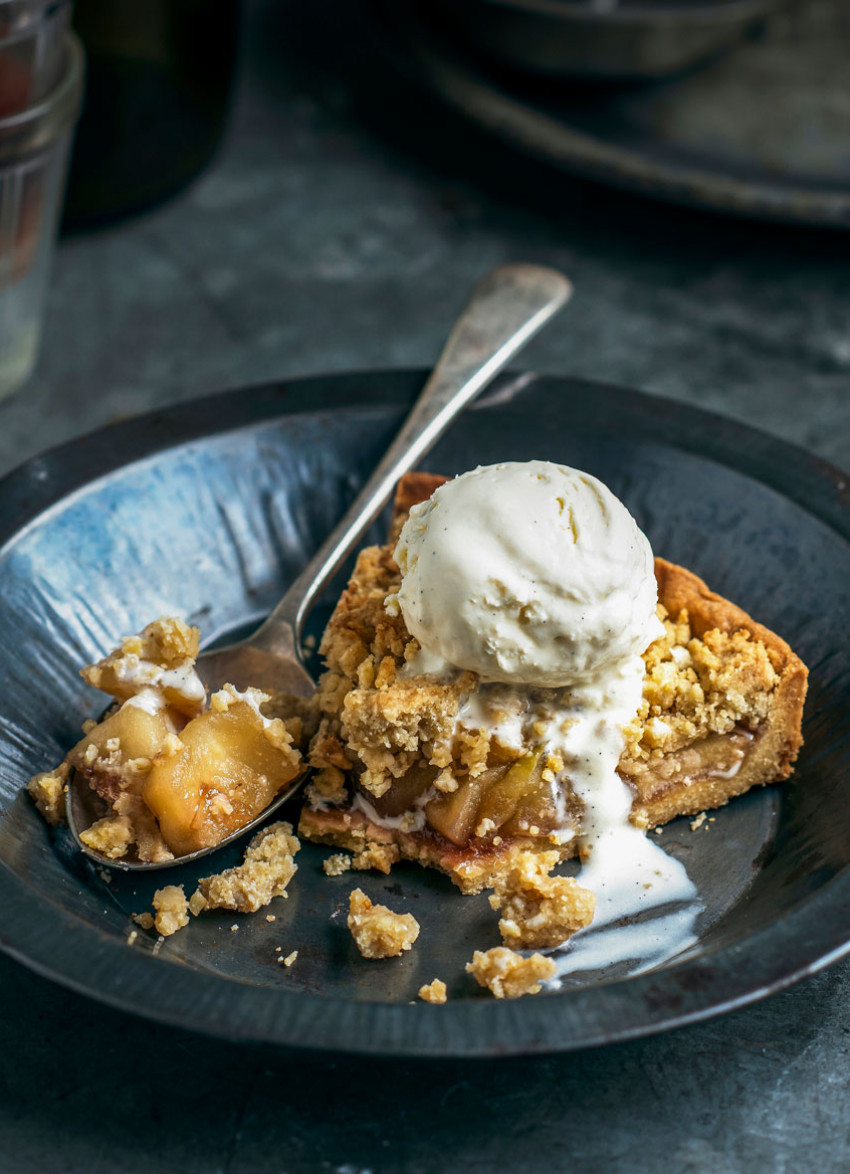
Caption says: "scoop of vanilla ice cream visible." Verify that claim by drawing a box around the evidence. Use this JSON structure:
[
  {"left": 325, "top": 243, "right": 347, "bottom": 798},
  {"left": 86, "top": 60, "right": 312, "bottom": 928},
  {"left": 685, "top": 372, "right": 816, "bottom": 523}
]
[{"left": 389, "top": 461, "right": 662, "bottom": 687}]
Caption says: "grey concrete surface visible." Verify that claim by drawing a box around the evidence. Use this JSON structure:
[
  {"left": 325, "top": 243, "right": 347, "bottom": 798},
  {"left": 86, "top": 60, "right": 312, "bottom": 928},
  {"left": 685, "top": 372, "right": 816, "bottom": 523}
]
[{"left": 1, "top": 1, "right": 849, "bottom": 1170}]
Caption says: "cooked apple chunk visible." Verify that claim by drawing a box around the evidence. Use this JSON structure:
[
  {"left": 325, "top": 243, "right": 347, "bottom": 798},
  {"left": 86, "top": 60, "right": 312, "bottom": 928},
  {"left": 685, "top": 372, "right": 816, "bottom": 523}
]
[
  {"left": 142, "top": 685, "right": 303, "bottom": 857},
  {"left": 67, "top": 703, "right": 178, "bottom": 801},
  {"left": 28, "top": 619, "right": 306, "bottom": 864}
]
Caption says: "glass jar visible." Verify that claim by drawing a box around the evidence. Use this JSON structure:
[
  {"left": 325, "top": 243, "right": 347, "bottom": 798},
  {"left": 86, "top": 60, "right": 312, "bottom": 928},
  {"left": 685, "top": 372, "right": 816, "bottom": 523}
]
[{"left": 0, "top": 31, "right": 84, "bottom": 399}]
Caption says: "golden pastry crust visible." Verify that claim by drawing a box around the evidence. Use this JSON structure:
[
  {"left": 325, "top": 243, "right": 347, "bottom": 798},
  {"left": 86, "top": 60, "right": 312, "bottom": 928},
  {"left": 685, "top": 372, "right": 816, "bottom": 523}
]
[
  {"left": 350, "top": 841, "right": 400, "bottom": 874},
  {"left": 299, "top": 472, "right": 808, "bottom": 894},
  {"left": 626, "top": 558, "right": 808, "bottom": 828}
]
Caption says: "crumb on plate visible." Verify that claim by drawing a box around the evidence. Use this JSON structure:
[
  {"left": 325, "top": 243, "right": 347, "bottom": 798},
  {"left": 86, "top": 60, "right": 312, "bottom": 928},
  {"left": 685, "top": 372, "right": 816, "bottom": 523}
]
[
  {"left": 347, "top": 888, "right": 420, "bottom": 959},
  {"left": 466, "top": 947, "right": 556, "bottom": 999},
  {"left": 489, "top": 850, "right": 596, "bottom": 950},
  {"left": 152, "top": 885, "right": 190, "bottom": 937},
  {"left": 418, "top": 978, "right": 447, "bottom": 1004},
  {"left": 323, "top": 852, "right": 352, "bottom": 877},
  {"left": 193, "top": 821, "right": 299, "bottom": 914}
]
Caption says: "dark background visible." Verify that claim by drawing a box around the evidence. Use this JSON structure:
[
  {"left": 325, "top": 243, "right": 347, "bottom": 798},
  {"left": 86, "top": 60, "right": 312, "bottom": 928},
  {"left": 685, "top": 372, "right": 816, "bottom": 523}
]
[{"left": 1, "top": 1, "right": 849, "bottom": 1169}]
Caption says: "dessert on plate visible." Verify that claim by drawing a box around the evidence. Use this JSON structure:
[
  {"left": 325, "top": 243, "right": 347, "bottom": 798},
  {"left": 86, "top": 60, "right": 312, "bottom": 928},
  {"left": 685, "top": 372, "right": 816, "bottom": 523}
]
[
  {"left": 299, "top": 463, "right": 807, "bottom": 931},
  {"left": 27, "top": 459, "right": 808, "bottom": 993}
]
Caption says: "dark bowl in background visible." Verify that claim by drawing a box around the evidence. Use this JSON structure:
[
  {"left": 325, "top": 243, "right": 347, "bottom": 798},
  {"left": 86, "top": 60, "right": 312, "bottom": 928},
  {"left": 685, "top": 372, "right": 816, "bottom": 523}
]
[{"left": 427, "top": 0, "right": 794, "bottom": 80}]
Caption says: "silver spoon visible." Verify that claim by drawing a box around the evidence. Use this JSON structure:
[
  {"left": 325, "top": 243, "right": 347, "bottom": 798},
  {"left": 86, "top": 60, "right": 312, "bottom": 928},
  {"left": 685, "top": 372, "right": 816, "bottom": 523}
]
[{"left": 67, "top": 263, "right": 572, "bottom": 871}]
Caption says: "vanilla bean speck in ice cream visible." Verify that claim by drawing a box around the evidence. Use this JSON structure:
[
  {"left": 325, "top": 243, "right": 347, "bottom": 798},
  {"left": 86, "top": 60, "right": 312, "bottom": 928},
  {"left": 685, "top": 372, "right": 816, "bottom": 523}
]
[{"left": 386, "top": 460, "right": 663, "bottom": 686}]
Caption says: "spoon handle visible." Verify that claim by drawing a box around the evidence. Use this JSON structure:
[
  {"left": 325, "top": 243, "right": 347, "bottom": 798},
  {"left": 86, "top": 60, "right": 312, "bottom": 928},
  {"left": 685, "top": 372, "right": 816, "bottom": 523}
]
[{"left": 255, "top": 263, "right": 571, "bottom": 650}]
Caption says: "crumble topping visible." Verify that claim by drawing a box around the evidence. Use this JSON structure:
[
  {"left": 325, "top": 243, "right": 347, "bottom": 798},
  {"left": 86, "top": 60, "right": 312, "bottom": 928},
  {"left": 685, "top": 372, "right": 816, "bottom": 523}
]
[
  {"left": 80, "top": 814, "right": 135, "bottom": 860},
  {"left": 623, "top": 611, "right": 779, "bottom": 763},
  {"left": 323, "top": 852, "right": 352, "bottom": 876},
  {"left": 193, "top": 822, "right": 300, "bottom": 914},
  {"left": 27, "top": 763, "right": 69, "bottom": 826},
  {"left": 81, "top": 616, "right": 204, "bottom": 717},
  {"left": 347, "top": 888, "right": 420, "bottom": 958},
  {"left": 418, "top": 978, "right": 448, "bottom": 1004},
  {"left": 466, "top": 947, "right": 556, "bottom": 999},
  {"left": 489, "top": 850, "right": 596, "bottom": 950},
  {"left": 150, "top": 885, "right": 190, "bottom": 937},
  {"left": 302, "top": 527, "right": 791, "bottom": 880},
  {"left": 351, "top": 842, "right": 399, "bottom": 874}
]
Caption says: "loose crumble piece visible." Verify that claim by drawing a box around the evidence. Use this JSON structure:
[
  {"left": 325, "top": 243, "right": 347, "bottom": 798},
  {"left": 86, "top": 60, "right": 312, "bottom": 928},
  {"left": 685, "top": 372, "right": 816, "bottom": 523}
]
[
  {"left": 192, "top": 822, "right": 300, "bottom": 914},
  {"left": 466, "top": 947, "right": 556, "bottom": 999},
  {"left": 418, "top": 978, "right": 447, "bottom": 1004},
  {"left": 489, "top": 851, "right": 596, "bottom": 950},
  {"left": 151, "top": 885, "right": 190, "bottom": 937},
  {"left": 323, "top": 852, "right": 352, "bottom": 877},
  {"left": 130, "top": 822, "right": 300, "bottom": 935},
  {"left": 283, "top": 950, "right": 298, "bottom": 967},
  {"left": 188, "top": 890, "right": 207, "bottom": 917},
  {"left": 347, "top": 888, "right": 420, "bottom": 959},
  {"left": 26, "top": 763, "right": 69, "bottom": 826}
]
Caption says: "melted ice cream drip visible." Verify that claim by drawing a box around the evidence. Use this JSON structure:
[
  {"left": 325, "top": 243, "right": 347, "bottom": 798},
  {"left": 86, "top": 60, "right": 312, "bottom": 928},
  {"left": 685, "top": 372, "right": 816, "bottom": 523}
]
[
  {"left": 534, "top": 657, "right": 699, "bottom": 980},
  {"left": 448, "top": 662, "right": 700, "bottom": 979},
  {"left": 352, "top": 789, "right": 434, "bottom": 833},
  {"left": 386, "top": 461, "right": 700, "bottom": 977}
]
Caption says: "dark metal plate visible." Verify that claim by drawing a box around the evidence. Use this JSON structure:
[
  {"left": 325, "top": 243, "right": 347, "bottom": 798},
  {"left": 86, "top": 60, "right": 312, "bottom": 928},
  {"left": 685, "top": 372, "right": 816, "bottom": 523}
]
[
  {"left": 1, "top": 369, "right": 849, "bottom": 1056},
  {"left": 375, "top": 0, "right": 850, "bottom": 228}
]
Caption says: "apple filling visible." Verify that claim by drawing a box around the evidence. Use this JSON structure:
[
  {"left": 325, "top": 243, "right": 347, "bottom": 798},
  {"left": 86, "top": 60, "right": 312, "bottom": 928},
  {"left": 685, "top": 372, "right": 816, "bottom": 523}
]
[
  {"left": 142, "top": 686, "right": 304, "bottom": 857},
  {"left": 45, "top": 618, "right": 306, "bottom": 862}
]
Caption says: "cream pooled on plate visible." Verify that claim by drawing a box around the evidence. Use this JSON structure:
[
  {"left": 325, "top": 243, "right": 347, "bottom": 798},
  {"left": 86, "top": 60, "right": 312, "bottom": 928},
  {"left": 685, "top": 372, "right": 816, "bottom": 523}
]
[
  {"left": 388, "top": 460, "right": 699, "bottom": 979},
  {"left": 388, "top": 460, "right": 663, "bottom": 685}
]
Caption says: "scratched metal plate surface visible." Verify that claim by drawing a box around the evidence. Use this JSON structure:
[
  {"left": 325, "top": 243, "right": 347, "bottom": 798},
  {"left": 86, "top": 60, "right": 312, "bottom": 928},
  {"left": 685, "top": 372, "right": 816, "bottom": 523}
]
[{"left": 1, "top": 370, "right": 849, "bottom": 1055}]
